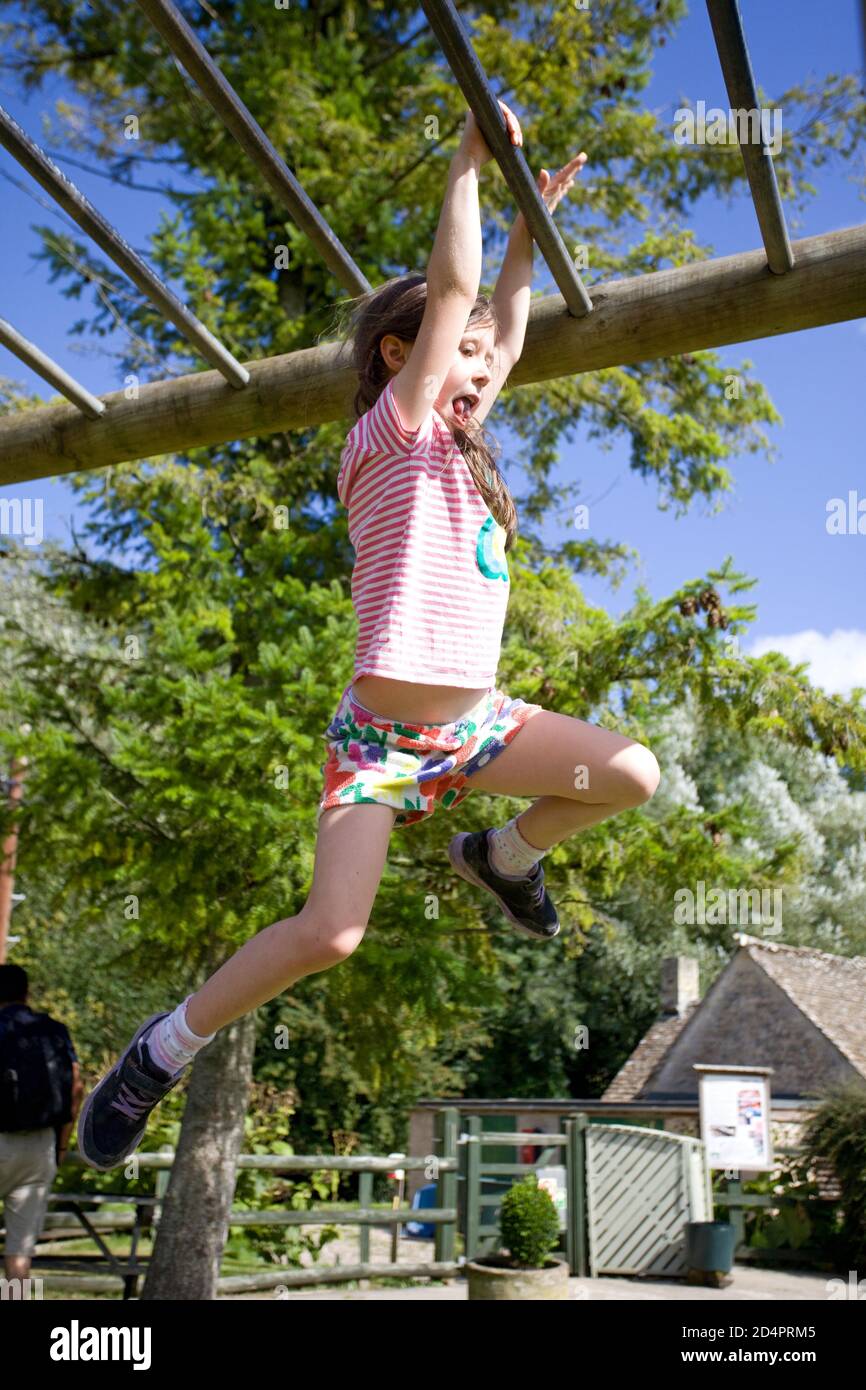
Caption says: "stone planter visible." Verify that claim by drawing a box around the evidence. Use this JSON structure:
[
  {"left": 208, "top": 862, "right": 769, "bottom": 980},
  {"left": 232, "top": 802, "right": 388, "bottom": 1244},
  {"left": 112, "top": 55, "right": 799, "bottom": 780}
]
[{"left": 465, "top": 1253, "right": 570, "bottom": 1300}]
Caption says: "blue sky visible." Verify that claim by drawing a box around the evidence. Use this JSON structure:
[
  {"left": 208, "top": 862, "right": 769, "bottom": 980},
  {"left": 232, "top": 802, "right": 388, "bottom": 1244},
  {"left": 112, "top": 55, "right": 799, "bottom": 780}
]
[{"left": 1, "top": 1, "right": 864, "bottom": 699}]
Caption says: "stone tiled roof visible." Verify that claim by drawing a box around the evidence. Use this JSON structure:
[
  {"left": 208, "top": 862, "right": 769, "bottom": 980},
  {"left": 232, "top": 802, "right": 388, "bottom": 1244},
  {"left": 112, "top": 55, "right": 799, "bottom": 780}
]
[
  {"left": 731, "top": 932, "right": 866, "bottom": 1079},
  {"left": 601, "top": 1002, "right": 702, "bottom": 1102},
  {"left": 602, "top": 935, "right": 866, "bottom": 1102}
]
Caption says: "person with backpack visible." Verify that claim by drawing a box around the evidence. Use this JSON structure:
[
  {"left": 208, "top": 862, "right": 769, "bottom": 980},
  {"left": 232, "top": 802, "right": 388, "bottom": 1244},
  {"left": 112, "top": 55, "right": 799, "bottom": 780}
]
[{"left": 0, "top": 963, "right": 83, "bottom": 1283}]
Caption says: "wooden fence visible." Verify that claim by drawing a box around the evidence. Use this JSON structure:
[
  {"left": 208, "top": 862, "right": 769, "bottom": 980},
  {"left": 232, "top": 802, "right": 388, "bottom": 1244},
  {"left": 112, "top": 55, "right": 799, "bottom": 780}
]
[{"left": 3, "top": 1114, "right": 839, "bottom": 1296}]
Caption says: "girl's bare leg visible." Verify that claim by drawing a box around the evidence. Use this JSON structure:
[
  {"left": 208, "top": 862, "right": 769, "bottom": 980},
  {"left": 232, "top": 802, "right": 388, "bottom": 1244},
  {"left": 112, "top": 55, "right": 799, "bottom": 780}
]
[
  {"left": 465, "top": 709, "right": 661, "bottom": 847},
  {"left": 185, "top": 803, "right": 397, "bottom": 1037}
]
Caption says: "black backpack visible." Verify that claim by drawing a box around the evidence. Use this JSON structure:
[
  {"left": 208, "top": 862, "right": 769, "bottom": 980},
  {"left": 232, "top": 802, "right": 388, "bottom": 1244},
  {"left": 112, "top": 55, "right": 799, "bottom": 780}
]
[{"left": 0, "top": 1005, "right": 74, "bottom": 1132}]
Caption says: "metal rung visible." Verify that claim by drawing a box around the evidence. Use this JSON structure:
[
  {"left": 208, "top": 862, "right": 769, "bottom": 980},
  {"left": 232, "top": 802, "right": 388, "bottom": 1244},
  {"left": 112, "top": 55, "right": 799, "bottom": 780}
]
[
  {"left": 706, "top": 0, "right": 794, "bottom": 274},
  {"left": 419, "top": 0, "right": 592, "bottom": 316},
  {"left": 0, "top": 104, "right": 250, "bottom": 387},
  {"left": 135, "top": 0, "right": 371, "bottom": 298},
  {"left": 0, "top": 316, "right": 105, "bottom": 418}
]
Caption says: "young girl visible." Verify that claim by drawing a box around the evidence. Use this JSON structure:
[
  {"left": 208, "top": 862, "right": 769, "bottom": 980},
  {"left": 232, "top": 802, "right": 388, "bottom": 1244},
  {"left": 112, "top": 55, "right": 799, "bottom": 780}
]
[{"left": 78, "top": 103, "right": 660, "bottom": 1171}]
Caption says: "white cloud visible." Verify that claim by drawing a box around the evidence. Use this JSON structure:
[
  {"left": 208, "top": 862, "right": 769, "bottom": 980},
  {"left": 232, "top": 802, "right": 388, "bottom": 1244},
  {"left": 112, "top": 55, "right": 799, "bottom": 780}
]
[{"left": 744, "top": 629, "right": 866, "bottom": 699}]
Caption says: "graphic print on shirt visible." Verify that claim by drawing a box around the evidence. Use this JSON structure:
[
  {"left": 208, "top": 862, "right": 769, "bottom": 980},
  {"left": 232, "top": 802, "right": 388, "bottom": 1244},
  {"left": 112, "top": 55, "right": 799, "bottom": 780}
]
[{"left": 476, "top": 513, "right": 509, "bottom": 582}]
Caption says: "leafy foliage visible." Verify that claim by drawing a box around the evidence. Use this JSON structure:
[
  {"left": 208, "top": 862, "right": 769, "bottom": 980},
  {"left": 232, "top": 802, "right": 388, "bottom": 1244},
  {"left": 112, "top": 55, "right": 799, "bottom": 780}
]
[
  {"left": 498, "top": 1173, "right": 560, "bottom": 1269},
  {"left": 801, "top": 1080, "right": 866, "bottom": 1268},
  {"left": 0, "top": 1, "right": 864, "bottom": 1168}
]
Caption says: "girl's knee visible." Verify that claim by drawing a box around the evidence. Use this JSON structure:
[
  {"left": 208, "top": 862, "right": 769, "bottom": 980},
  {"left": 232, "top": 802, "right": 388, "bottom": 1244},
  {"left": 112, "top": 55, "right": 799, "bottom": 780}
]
[
  {"left": 600, "top": 745, "right": 661, "bottom": 811},
  {"left": 615, "top": 743, "right": 661, "bottom": 807},
  {"left": 295, "top": 913, "right": 367, "bottom": 969}
]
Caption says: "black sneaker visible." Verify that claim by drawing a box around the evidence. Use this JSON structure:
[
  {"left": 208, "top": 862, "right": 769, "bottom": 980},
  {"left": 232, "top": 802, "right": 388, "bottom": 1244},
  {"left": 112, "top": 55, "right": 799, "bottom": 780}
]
[
  {"left": 448, "top": 829, "right": 561, "bottom": 940},
  {"left": 77, "top": 1013, "right": 186, "bottom": 1172}
]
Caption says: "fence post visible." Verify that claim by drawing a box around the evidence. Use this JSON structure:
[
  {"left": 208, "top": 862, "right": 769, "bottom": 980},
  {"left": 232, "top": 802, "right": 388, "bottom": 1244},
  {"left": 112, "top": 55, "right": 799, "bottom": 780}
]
[
  {"left": 687, "top": 1139, "right": 711, "bottom": 1221},
  {"left": 464, "top": 1114, "right": 482, "bottom": 1263},
  {"left": 566, "top": 1113, "right": 587, "bottom": 1277},
  {"left": 152, "top": 1146, "right": 174, "bottom": 1230},
  {"left": 434, "top": 1106, "right": 459, "bottom": 1265},
  {"left": 726, "top": 1177, "right": 746, "bottom": 1250},
  {"left": 680, "top": 1137, "right": 692, "bottom": 1244},
  {"left": 358, "top": 1169, "right": 372, "bottom": 1269}
]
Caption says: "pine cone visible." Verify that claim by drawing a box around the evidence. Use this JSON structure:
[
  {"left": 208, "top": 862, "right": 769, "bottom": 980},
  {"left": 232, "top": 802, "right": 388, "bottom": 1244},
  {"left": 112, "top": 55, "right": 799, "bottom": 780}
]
[
  {"left": 699, "top": 588, "right": 721, "bottom": 611},
  {"left": 679, "top": 597, "right": 698, "bottom": 616}
]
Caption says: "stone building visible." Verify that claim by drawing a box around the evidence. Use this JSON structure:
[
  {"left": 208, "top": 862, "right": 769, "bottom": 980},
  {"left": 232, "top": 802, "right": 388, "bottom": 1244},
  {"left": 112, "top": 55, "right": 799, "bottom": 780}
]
[
  {"left": 601, "top": 934, "right": 866, "bottom": 1180},
  {"left": 407, "top": 934, "right": 866, "bottom": 1199}
]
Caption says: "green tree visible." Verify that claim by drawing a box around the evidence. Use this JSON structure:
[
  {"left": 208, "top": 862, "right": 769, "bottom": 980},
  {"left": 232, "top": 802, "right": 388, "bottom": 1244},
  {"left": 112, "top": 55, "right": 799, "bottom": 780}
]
[
  {"left": 459, "top": 684, "right": 866, "bottom": 1102},
  {"left": 1, "top": 0, "right": 864, "bottom": 1297}
]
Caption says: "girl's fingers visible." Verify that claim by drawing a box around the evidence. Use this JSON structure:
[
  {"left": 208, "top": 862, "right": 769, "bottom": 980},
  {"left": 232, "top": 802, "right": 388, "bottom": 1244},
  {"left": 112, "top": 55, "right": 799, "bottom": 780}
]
[
  {"left": 498, "top": 100, "right": 523, "bottom": 145},
  {"left": 545, "top": 157, "right": 585, "bottom": 190},
  {"left": 535, "top": 151, "right": 588, "bottom": 210},
  {"left": 549, "top": 153, "right": 588, "bottom": 195}
]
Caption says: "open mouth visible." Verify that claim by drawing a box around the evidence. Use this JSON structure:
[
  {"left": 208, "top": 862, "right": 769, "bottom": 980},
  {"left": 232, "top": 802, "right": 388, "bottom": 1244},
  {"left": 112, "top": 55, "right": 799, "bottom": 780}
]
[{"left": 452, "top": 392, "right": 480, "bottom": 421}]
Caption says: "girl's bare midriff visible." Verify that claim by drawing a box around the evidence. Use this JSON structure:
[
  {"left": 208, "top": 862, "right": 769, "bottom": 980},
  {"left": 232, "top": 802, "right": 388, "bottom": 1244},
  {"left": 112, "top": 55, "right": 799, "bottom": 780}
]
[{"left": 352, "top": 675, "right": 490, "bottom": 725}]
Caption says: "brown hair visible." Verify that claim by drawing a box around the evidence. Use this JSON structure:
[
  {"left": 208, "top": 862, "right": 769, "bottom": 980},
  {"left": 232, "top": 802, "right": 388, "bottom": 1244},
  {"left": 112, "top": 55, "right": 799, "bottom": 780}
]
[{"left": 343, "top": 273, "right": 518, "bottom": 550}]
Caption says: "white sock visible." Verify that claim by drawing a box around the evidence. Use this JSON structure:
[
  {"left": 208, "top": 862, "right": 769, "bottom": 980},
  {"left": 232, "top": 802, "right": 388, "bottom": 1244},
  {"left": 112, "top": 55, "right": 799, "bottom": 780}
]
[
  {"left": 487, "top": 815, "right": 549, "bottom": 880},
  {"left": 143, "top": 995, "right": 216, "bottom": 1077}
]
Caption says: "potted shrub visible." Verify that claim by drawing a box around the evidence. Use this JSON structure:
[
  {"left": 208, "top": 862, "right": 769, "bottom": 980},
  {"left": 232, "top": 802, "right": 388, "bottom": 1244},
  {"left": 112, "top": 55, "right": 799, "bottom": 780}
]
[{"left": 466, "top": 1174, "right": 569, "bottom": 1300}]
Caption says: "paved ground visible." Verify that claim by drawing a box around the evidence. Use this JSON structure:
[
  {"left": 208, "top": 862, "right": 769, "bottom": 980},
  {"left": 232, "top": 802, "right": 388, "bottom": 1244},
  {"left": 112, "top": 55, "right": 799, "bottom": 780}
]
[
  {"left": 35, "top": 1220, "right": 839, "bottom": 1300},
  {"left": 225, "top": 1244, "right": 836, "bottom": 1301},
  {"left": 221, "top": 1225, "right": 839, "bottom": 1301}
]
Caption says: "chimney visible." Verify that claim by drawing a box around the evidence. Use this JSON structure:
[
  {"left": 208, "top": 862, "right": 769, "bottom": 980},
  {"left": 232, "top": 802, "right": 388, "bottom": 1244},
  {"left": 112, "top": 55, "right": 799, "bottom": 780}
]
[{"left": 660, "top": 955, "right": 700, "bottom": 1015}]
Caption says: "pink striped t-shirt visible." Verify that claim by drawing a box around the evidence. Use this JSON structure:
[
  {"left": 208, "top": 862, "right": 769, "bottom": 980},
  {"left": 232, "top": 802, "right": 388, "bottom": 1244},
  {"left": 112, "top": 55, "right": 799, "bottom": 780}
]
[{"left": 337, "top": 378, "right": 511, "bottom": 688}]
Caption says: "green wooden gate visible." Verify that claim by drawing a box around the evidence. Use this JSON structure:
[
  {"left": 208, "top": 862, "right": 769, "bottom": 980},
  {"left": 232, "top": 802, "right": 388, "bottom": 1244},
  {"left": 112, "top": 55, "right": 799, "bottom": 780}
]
[
  {"left": 455, "top": 1110, "right": 711, "bottom": 1279},
  {"left": 458, "top": 1112, "right": 588, "bottom": 1273}
]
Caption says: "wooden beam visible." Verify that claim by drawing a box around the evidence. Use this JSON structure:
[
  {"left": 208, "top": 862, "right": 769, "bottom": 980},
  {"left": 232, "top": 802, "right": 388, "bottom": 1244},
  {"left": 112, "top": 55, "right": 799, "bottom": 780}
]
[{"left": 1, "top": 223, "right": 864, "bottom": 486}]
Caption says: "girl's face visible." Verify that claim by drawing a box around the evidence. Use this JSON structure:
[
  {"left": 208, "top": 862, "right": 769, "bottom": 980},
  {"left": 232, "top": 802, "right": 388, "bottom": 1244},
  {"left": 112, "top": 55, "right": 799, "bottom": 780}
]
[{"left": 436, "top": 320, "right": 497, "bottom": 429}]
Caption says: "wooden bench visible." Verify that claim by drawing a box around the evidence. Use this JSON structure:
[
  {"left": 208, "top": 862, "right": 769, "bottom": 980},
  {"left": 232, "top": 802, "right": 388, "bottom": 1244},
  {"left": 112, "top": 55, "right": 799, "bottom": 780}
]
[{"left": 32, "top": 1191, "right": 159, "bottom": 1300}]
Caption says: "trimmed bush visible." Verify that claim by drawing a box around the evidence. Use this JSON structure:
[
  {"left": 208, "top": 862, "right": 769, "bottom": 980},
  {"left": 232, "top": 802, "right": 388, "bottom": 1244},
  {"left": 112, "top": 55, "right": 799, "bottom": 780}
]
[{"left": 498, "top": 1174, "right": 561, "bottom": 1269}]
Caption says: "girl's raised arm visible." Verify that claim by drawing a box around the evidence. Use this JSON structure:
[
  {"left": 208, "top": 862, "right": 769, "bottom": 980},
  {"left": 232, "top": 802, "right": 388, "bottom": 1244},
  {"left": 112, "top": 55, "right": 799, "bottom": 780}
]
[
  {"left": 474, "top": 151, "right": 588, "bottom": 427},
  {"left": 388, "top": 103, "right": 522, "bottom": 433}
]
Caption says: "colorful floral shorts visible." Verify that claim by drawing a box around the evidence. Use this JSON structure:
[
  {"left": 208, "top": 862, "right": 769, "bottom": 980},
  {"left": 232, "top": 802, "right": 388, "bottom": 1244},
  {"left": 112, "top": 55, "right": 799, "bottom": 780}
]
[{"left": 318, "top": 681, "right": 544, "bottom": 828}]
